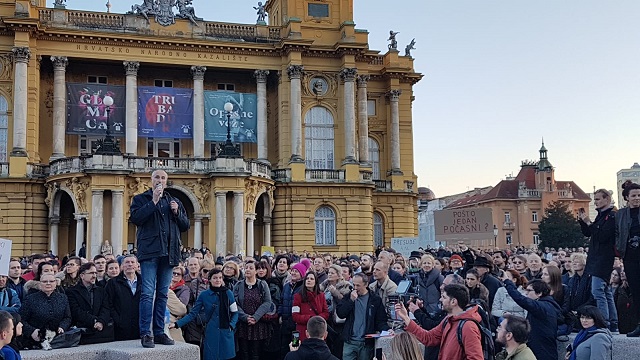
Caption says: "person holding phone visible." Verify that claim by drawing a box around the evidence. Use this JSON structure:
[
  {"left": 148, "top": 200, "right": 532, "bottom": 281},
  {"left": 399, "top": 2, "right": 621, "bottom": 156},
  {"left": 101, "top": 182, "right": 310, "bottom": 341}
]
[
  {"left": 284, "top": 316, "right": 338, "bottom": 360},
  {"left": 130, "top": 170, "right": 190, "bottom": 348}
]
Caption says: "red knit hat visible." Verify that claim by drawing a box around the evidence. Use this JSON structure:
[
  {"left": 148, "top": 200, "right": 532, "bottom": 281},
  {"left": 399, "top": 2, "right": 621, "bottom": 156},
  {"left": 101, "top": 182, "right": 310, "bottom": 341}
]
[{"left": 449, "top": 254, "right": 464, "bottom": 263}]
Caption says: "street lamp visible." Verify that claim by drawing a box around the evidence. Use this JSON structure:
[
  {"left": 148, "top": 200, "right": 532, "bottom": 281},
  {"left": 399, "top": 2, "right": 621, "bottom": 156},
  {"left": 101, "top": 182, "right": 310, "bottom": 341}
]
[
  {"left": 94, "top": 95, "right": 121, "bottom": 155},
  {"left": 493, "top": 224, "right": 499, "bottom": 250},
  {"left": 217, "top": 102, "right": 241, "bottom": 157}
]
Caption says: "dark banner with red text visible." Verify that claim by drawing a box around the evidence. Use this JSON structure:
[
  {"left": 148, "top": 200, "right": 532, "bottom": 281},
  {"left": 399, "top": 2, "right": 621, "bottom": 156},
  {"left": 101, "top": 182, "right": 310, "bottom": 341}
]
[
  {"left": 137, "top": 87, "right": 194, "bottom": 138},
  {"left": 66, "top": 83, "right": 126, "bottom": 136}
]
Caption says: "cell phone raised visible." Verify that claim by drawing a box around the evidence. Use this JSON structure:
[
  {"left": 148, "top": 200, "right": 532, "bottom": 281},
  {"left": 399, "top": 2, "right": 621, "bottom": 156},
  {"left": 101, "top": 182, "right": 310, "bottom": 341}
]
[
  {"left": 375, "top": 347, "right": 383, "bottom": 360},
  {"left": 291, "top": 331, "right": 300, "bottom": 348}
]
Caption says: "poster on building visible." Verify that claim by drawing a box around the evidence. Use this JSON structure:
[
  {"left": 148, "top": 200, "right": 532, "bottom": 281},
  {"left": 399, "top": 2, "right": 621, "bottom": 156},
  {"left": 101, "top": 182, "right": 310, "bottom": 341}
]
[
  {"left": 137, "top": 87, "right": 194, "bottom": 138},
  {"left": 66, "top": 83, "right": 126, "bottom": 136},
  {"left": 434, "top": 208, "right": 494, "bottom": 241},
  {"left": 391, "top": 237, "right": 427, "bottom": 258},
  {"left": 0, "top": 238, "right": 12, "bottom": 276},
  {"left": 204, "top": 91, "right": 257, "bottom": 143}
]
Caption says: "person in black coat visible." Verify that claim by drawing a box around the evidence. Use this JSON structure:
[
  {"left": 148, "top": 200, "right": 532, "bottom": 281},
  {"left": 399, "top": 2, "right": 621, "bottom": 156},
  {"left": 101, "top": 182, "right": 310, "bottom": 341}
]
[
  {"left": 470, "top": 256, "right": 502, "bottom": 308},
  {"left": 66, "top": 263, "right": 114, "bottom": 345},
  {"left": 579, "top": 189, "right": 617, "bottom": 332},
  {"left": 104, "top": 256, "right": 141, "bottom": 341},
  {"left": 284, "top": 316, "right": 338, "bottom": 360}
]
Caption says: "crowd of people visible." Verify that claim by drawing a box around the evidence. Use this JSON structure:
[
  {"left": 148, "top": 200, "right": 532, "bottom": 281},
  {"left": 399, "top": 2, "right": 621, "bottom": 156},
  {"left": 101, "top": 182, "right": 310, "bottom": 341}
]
[{"left": 0, "top": 178, "right": 638, "bottom": 360}]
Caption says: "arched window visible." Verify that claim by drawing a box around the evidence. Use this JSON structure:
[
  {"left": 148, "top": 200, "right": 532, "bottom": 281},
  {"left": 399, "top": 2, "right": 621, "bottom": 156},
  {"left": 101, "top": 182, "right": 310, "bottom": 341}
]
[
  {"left": 314, "top": 206, "right": 336, "bottom": 245},
  {"left": 305, "top": 107, "right": 334, "bottom": 169},
  {"left": 373, "top": 212, "right": 384, "bottom": 247},
  {"left": 368, "top": 137, "right": 380, "bottom": 179},
  {"left": 0, "top": 96, "right": 8, "bottom": 162}
]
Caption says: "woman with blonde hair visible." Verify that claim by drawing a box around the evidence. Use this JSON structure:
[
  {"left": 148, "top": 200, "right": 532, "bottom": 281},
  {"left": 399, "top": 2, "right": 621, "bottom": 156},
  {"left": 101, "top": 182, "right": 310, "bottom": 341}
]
[
  {"left": 415, "top": 254, "right": 444, "bottom": 314},
  {"left": 222, "top": 261, "right": 240, "bottom": 290},
  {"left": 389, "top": 332, "right": 423, "bottom": 360}
]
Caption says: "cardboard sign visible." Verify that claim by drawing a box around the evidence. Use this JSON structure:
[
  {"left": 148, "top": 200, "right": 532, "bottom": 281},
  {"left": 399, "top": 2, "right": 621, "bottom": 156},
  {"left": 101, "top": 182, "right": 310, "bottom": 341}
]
[
  {"left": 0, "top": 238, "right": 12, "bottom": 276},
  {"left": 434, "top": 208, "right": 494, "bottom": 241}
]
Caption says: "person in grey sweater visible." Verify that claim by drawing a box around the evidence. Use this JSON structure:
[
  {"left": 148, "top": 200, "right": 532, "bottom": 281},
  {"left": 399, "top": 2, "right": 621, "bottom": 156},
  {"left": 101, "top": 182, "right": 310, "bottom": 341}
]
[{"left": 565, "top": 305, "right": 612, "bottom": 360}]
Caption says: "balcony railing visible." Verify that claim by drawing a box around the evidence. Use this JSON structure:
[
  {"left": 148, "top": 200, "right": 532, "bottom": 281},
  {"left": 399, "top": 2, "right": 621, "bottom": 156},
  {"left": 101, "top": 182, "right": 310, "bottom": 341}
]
[
  {"left": 374, "top": 180, "right": 392, "bottom": 192},
  {"left": 67, "top": 10, "right": 125, "bottom": 29},
  {"left": 27, "top": 163, "right": 49, "bottom": 178},
  {"left": 245, "top": 160, "right": 271, "bottom": 179},
  {"left": 557, "top": 190, "right": 573, "bottom": 198},
  {"left": 359, "top": 170, "right": 373, "bottom": 182},
  {"left": 503, "top": 222, "right": 515, "bottom": 230},
  {"left": 271, "top": 168, "right": 291, "bottom": 182},
  {"left": 305, "top": 169, "right": 345, "bottom": 182}
]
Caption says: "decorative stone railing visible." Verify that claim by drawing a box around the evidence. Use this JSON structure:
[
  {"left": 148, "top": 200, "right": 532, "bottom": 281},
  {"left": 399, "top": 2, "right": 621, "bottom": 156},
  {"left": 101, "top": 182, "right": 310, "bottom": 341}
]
[
  {"left": 245, "top": 160, "right": 271, "bottom": 179},
  {"left": 557, "top": 189, "right": 573, "bottom": 198},
  {"left": 519, "top": 189, "right": 542, "bottom": 198},
  {"left": 305, "top": 169, "right": 345, "bottom": 182},
  {"left": 27, "top": 163, "right": 49, "bottom": 178},
  {"left": 374, "top": 180, "right": 392, "bottom": 192},
  {"left": 271, "top": 168, "right": 291, "bottom": 182},
  {"left": 67, "top": 10, "right": 125, "bottom": 29}
]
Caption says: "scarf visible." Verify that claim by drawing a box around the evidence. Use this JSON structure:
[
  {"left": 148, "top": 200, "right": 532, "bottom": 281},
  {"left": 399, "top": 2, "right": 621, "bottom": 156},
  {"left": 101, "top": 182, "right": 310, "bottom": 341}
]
[
  {"left": 569, "top": 326, "right": 597, "bottom": 360},
  {"left": 170, "top": 279, "right": 185, "bottom": 291},
  {"left": 210, "top": 284, "right": 231, "bottom": 329}
]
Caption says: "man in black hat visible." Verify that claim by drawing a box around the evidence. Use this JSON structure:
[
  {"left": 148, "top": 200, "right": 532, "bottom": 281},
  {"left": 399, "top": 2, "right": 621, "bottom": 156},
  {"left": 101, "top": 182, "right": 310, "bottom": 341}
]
[
  {"left": 348, "top": 255, "right": 362, "bottom": 274},
  {"left": 471, "top": 254, "right": 502, "bottom": 308}
]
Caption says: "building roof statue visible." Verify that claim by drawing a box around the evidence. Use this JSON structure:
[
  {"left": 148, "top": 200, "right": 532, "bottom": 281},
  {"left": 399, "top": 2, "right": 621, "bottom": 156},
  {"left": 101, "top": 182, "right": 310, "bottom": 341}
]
[
  {"left": 405, "top": 38, "right": 416, "bottom": 57},
  {"left": 254, "top": 2, "right": 267, "bottom": 24},
  {"left": 388, "top": 30, "right": 399, "bottom": 50}
]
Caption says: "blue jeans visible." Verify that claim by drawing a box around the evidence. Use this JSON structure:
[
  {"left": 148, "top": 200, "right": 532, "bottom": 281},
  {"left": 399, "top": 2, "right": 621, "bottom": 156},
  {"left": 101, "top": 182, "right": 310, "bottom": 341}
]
[
  {"left": 592, "top": 275, "right": 618, "bottom": 330},
  {"left": 342, "top": 339, "right": 372, "bottom": 360},
  {"left": 139, "top": 256, "right": 172, "bottom": 337}
]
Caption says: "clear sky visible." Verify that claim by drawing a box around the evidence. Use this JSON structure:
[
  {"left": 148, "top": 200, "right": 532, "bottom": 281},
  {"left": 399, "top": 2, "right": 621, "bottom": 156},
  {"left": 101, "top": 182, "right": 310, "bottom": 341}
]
[{"left": 55, "top": 1, "right": 639, "bottom": 200}]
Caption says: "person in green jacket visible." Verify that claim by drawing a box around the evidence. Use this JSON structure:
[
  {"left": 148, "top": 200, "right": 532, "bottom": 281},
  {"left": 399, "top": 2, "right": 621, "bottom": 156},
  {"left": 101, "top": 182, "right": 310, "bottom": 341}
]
[{"left": 495, "top": 314, "right": 537, "bottom": 360}]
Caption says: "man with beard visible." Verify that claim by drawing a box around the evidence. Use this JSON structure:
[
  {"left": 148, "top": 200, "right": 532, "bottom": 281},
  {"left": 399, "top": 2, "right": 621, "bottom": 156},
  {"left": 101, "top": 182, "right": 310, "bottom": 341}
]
[
  {"left": 495, "top": 314, "right": 536, "bottom": 360},
  {"left": 360, "top": 254, "right": 374, "bottom": 282}
]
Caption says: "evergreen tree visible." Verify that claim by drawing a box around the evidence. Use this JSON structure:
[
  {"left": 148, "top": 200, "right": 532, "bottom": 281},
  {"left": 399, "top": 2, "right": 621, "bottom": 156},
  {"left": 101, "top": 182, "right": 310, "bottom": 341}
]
[{"left": 538, "top": 201, "right": 587, "bottom": 249}]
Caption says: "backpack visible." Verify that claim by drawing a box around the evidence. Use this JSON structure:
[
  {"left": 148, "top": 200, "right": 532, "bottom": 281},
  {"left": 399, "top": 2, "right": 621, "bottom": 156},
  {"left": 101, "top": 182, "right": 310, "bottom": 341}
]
[{"left": 441, "top": 304, "right": 496, "bottom": 360}]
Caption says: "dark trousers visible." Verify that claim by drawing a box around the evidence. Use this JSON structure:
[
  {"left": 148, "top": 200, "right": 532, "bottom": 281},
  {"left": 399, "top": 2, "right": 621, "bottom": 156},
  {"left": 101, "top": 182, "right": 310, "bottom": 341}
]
[
  {"left": 238, "top": 338, "right": 262, "bottom": 360},
  {"left": 624, "top": 244, "right": 640, "bottom": 325}
]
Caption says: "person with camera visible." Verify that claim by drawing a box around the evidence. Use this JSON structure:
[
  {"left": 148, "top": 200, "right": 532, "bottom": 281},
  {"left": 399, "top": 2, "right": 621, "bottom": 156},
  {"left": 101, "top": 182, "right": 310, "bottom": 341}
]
[
  {"left": 284, "top": 316, "right": 338, "bottom": 360},
  {"left": 615, "top": 181, "right": 640, "bottom": 337}
]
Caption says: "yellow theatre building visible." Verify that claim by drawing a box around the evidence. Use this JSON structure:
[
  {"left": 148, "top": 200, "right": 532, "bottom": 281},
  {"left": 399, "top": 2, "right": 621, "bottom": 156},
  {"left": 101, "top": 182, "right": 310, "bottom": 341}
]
[{"left": 0, "top": 0, "right": 421, "bottom": 259}]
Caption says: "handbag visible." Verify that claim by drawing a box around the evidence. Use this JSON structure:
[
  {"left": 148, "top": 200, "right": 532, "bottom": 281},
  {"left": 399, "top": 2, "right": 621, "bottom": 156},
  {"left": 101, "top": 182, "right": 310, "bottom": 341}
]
[{"left": 49, "top": 328, "right": 82, "bottom": 349}]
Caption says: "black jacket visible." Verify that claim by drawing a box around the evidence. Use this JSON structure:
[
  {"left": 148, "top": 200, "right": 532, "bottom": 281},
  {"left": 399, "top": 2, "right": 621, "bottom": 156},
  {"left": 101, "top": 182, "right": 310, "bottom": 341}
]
[
  {"left": 19, "top": 290, "right": 72, "bottom": 347},
  {"left": 480, "top": 273, "right": 502, "bottom": 309},
  {"left": 581, "top": 207, "right": 616, "bottom": 280},
  {"left": 104, "top": 273, "right": 141, "bottom": 341},
  {"left": 336, "top": 291, "right": 389, "bottom": 343},
  {"left": 615, "top": 207, "right": 640, "bottom": 258},
  {"left": 66, "top": 282, "right": 114, "bottom": 344},
  {"left": 284, "top": 338, "right": 339, "bottom": 360},
  {"left": 130, "top": 189, "right": 190, "bottom": 265}
]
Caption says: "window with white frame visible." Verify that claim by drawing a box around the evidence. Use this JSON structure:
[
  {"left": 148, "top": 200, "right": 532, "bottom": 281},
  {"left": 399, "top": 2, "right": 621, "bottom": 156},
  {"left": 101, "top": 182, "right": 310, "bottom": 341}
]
[
  {"left": 154, "top": 79, "right": 173, "bottom": 88},
  {"left": 315, "top": 206, "right": 336, "bottom": 245},
  {"left": 373, "top": 212, "right": 384, "bottom": 247},
  {"left": 367, "top": 100, "right": 376, "bottom": 116},
  {"left": 532, "top": 211, "right": 538, "bottom": 223},
  {"left": 217, "top": 83, "right": 235, "bottom": 91},
  {"left": 504, "top": 212, "right": 511, "bottom": 224},
  {"left": 305, "top": 106, "right": 334, "bottom": 169},
  {"left": 533, "top": 232, "right": 540, "bottom": 245},
  {"left": 0, "top": 96, "right": 7, "bottom": 162},
  {"left": 368, "top": 137, "right": 381, "bottom": 180}
]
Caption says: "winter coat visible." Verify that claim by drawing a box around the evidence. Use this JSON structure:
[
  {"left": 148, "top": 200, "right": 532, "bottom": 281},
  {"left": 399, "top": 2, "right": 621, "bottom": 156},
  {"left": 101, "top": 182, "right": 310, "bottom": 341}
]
[
  {"left": 564, "top": 272, "right": 594, "bottom": 313},
  {"left": 172, "top": 283, "right": 190, "bottom": 306},
  {"left": 368, "top": 277, "right": 398, "bottom": 306},
  {"left": 130, "top": 189, "right": 190, "bottom": 265},
  {"left": 569, "top": 328, "right": 612, "bottom": 360},
  {"left": 280, "top": 280, "right": 303, "bottom": 320},
  {"left": 283, "top": 338, "right": 339, "bottom": 360},
  {"left": 491, "top": 286, "right": 527, "bottom": 319},
  {"left": 177, "top": 288, "right": 239, "bottom": 360},
  {"left": 0, "top": 288, "right": 20, "bottom": 314},
  {"left": 292, "top": 290, "right": 329, "bottom": 341},
  {"left": 233, "top": 279, "right": 273, "bottom": 322},
  {"left": 320, "top": 280, "right": 352, "bottom": 314},
  {"left": 6, "top": 278, "right": 25, "bottom": 302},
  {"left": 580, "top": 206, "right": 616, "bottom": 280},
  {"left": 104, "top": 273, "right": 141, "bottom": 341},
  {"left": 336, "top": 291, "right": 389, "bottom": 343},
  {"left": 416, "top": 269, "right": 444, "bottom": 314},
  {"left": 480, "top": 273, "right": 502, "bottom": 308},
  {"left": 614, "top": 284, "right": 636, "bottom": 334},
  {"left": 503, "top": 343, "right": 537, "bottom": 360},
  {"left": 167, "top": 289, "right": 187, "bottom": 342},
  {"left": 66, "top": 283, "right": 114, "bottom": 344},
  {"left": 405, "top": 305, "right": 484, "bottom": 360},
  {"left": 20, "top": 290, "right": 72, "bottom": 346},
  {"left": 615, "top": 206, "right": 640, "bottom": 258},
  {"left": 505, "top": 279, "right": 561, "bottom": 360}
]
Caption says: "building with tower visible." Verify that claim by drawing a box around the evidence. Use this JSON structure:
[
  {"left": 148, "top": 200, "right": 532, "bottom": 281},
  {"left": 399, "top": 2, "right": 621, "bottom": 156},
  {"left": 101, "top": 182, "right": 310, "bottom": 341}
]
[
  {"left": 0, "top": 0, "right": 421, "bottom": 257},
  {"left": 445, "top": 143, "right": 591, "bottom": 248},
  {"left": 617, "top": 163, "right": 640, "bottom": 207}
]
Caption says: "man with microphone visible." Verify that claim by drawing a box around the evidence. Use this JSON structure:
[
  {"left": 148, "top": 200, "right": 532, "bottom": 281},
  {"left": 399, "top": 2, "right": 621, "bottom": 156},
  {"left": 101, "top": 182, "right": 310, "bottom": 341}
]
[{"left": 130, "top": 170, "right": 190, "bottom": 348}]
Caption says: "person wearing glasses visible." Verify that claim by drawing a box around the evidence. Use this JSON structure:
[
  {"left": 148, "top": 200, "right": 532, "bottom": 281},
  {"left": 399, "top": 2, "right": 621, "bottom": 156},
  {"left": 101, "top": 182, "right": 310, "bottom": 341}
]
[
  {"left": 19, "top": 273, "right": 71, "bottom": 349},
  {"left": 495, "top": 314, "right": 536, "bottom": 360},
  {"left": 182, "top": 260, "right": 214, "bottom": 346},
  {"left": 169, "top": 266, "right": 189, "bottom": 306},
  {"left": 58, "top": 256, "right": 81, "bottom": 291},
  {"left": 66, "top": 262, "right": 114, "bottom": 344}
]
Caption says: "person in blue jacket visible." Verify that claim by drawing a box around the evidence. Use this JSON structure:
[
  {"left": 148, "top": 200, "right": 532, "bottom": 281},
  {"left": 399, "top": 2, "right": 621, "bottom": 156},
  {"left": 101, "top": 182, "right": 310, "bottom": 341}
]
[
  {"left": 171, "top": 269, "right": 239, "bottom": 360},
  {"left": 504, "top": 278, "right": 561, "bottom": 360}
]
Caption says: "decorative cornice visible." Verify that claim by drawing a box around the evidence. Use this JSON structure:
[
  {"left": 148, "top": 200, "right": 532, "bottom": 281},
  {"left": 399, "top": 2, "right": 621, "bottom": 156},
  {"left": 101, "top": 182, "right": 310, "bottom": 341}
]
[
  {"left": 356, "top": 74, "right": 370, "bottom": 88},
  {"left": 386, "top": 89, "right": 402, "bottom": 101},
  {"left": 12, "top": 47, "right": 31, "bottom": 63},
  {"left": 123, "top": 61, "right": 140, "bottom": 76},
  {"left": 339, "top": 68, "right": 357, "bottom": 82},
  {"left": 254, "top": 69, "right": 269, "bottom": 83},
  {"left": 287, "top": 65, "right": 304, "bottom": 80},
  {"left": 50, "top": 56, "right": 68, "bottom": 70},
  {"left": 190, "top": 65, "right": 207, "bottom": 80}
]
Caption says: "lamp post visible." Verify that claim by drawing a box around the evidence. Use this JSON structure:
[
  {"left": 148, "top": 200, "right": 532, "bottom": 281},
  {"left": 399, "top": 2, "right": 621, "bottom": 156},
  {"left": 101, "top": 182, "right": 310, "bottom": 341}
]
[
  {"left": 217, "top": 102, "right": 241, "bottom": 157},
  {"left": 94, "top": 95, "right": 121, "bottom": 155},
  {"left": 493, "top": 224, "right": 499, "bottom": 250}
]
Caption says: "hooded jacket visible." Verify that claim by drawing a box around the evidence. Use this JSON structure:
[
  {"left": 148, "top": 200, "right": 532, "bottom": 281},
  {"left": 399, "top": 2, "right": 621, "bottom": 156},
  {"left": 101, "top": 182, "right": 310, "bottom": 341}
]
[
  {"left": 284, "top": 338, "right": 339, "bottom": 360},
  {"left": 405, "top": 305, "right": 484, "bottom": 360}
]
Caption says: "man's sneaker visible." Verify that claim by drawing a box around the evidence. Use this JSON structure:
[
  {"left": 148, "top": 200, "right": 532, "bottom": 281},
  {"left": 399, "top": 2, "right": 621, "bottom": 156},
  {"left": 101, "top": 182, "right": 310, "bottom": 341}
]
[
  {"left": 141, "top": 335, "right": 155, "bottom": 348},
  {"left": 154, "top": 333, "right": 175, "bottom": 345}
]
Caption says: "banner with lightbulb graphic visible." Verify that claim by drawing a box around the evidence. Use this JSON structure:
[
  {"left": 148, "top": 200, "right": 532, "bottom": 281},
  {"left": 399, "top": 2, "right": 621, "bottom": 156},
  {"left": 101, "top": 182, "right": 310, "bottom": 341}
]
[
  {"left": 203, "top": 91, "right": 257, "bottom": 143},
  {"left": 65, "top": 83, "right": 126, "bottom": 136}
]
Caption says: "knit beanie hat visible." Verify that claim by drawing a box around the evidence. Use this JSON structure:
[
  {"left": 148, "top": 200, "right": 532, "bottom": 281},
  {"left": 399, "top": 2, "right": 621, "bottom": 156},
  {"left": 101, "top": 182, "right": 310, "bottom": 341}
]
[
  {"left": 449, "top": 254, "right": 464, "bottom": 263},
  {"left": 291, "top": 262, "right": 308, "bottom": 277}
]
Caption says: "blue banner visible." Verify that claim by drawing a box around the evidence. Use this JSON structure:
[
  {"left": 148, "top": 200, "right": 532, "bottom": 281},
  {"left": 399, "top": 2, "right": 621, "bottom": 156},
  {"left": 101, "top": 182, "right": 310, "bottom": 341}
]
[
  {"left": 204, "top": 91, "right": 257, "bottom": 143},
  {"left": 137, "top": 87, "right": 194, "bottom": 138}
]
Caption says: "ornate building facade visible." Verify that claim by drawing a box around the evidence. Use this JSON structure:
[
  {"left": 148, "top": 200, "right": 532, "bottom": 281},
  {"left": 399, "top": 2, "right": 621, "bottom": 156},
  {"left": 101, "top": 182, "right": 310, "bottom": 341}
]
[{"left": 0, "top": 0, "right": 421, "bottom": 258}]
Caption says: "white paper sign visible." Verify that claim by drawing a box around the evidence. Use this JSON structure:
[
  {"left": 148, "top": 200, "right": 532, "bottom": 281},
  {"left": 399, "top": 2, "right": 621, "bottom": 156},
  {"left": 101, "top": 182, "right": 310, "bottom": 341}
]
[
  {"left": 391, "top": 237, "right": 426, "bottom": 258},
  {"left": 0, "top": 238, "right": 12, "bottom": 276}
]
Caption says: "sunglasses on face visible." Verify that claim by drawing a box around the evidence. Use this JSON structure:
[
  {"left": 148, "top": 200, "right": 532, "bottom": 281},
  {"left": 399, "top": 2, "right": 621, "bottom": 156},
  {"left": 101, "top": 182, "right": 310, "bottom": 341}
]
[
  {"left": 172, "top": 272, "right": 182, "bottom": 276},
  {"left": 201, "top": 269, "right": 211, "bottom": 274}
]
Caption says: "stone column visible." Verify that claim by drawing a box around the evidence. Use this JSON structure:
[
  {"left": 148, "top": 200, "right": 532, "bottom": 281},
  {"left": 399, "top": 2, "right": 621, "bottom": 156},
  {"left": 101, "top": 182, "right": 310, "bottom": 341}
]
[
  {"left": 254, "top": 70, "right": 269, "bottom": 163},
  {"left": 340, "top": 68, "right": 358, "bottom": 164},
  {"left": 111, "top": 190, "right": 124, "bottom": 256},
  {"left": 74, "top": 213, "right": 86, "bottom": 257},
  {"left": 50, "top": 56, "right": 68, "bottom": 160},
  {"left": 246, "top": 213, "right": 255, "bottom": 258},
  {"left": 191, "top": 66, "right": 206, "bottom": 158},
  {"left": 233, "top": 192, "right": 244, "bottom": 255},
  {"left": 263, "top": 217, "right": 271, "bottom": 247},
  {"left": 194, "top": 214, "right": 203, "bottom": 250},
  {"left": 387, "top": 90, "right": 403, "bottom": 174},
  {"left": 123, "top": 61, "right": 140, "bottom": 155},
  {"left": 215, "top": 192, "right": 227, "bottom": 254},
  {"left": 91, "top": 190, "right": 104, "bottom": 259},
  {"left": 11, "top": 47, "right": 30, "bottom": 156},
  {"left": 287, "top": 65, "right": 304, "bottom": 162},
  {"left": 50, "top": 216, "right": 60, "bottom": 256},
  {"left": 357, "top": 75, "right": 370, "bottom": 164}
]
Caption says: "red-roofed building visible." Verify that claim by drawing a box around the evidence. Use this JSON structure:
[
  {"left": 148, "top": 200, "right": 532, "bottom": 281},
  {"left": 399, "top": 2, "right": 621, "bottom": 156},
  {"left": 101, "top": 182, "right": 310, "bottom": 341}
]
[{"left": 445, "top": 143, "right": 591, "bottom": 249}]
